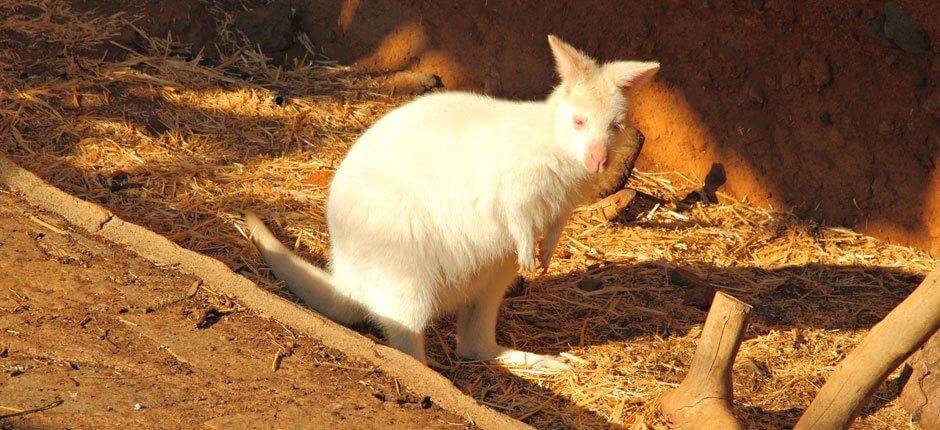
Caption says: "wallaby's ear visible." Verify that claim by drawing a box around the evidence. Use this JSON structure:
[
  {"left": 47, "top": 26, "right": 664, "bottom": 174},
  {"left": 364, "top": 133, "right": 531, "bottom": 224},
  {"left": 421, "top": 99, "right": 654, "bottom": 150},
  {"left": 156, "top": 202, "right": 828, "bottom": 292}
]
[
  {"left": 602, "top": 61, "right": 660, "bottom": 91},
  {"left": 547, "top": 34, "right": 596, "bottom": 83}
]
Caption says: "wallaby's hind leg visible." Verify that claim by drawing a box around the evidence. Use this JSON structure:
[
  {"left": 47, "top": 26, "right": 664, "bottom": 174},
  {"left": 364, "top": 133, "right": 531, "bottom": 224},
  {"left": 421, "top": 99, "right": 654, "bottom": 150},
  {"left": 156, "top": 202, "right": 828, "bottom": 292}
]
[
  {"left": 367, "top": 288, "right": 431, "bottom": 365},
  {"left": 379, "top": 319, "right": 427, "bottom": 364},
  {"left": 455, "top": 271, "right": 570, "bottom": 371},
  {"left": 454, "top": 279, "right": 503, "bottom": 358}
]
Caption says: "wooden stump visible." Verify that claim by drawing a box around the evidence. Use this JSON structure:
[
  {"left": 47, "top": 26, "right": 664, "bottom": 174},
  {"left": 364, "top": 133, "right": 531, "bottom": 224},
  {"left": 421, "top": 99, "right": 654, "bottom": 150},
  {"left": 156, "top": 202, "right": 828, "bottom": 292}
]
[
  {"left": 658, "top": 291, "right": 752, "bottom": 430},
  {"left": 795, "top": 264, "right": 940, "bottom": 430},
  {"left": 594, "top": 125, "right": 644, "bottom": 198}
]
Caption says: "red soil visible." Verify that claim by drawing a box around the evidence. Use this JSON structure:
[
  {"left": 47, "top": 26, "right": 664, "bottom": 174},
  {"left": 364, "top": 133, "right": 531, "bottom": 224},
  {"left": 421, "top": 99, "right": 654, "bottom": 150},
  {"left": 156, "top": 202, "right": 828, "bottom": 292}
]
[{"left": 296, "top": 0, "right": 940, "bottom": 256}]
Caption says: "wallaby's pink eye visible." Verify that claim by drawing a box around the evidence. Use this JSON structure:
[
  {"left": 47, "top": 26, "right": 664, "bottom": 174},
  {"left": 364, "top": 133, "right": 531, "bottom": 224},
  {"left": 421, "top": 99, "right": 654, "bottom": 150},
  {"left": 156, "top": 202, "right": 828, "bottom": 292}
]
[{"left": 573, "top": 116, "right": 586, "bottom": 129}]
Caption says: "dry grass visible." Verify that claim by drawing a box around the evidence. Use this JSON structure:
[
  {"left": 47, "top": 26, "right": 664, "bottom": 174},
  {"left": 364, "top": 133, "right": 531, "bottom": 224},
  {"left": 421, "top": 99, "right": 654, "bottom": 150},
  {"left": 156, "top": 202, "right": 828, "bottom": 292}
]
[{"left": 1, "top": 2, "right": 935, "bottom": 429}]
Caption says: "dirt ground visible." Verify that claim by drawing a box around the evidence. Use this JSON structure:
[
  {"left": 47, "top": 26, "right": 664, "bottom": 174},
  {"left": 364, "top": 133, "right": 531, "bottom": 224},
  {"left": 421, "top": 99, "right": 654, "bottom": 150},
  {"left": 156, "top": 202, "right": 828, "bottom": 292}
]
[{"left": 0, "top": 187, "right": 472, "bottom": 429}]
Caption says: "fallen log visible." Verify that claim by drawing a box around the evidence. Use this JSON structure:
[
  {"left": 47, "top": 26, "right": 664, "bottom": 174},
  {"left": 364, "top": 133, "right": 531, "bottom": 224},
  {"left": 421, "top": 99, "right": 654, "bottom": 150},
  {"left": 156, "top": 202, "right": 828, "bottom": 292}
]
[
  {"left": 795, "top": 264, "right": 940, "bottom": 430},
  {"left": 658, "top": 291, "right": 752, "bottom": 430}
]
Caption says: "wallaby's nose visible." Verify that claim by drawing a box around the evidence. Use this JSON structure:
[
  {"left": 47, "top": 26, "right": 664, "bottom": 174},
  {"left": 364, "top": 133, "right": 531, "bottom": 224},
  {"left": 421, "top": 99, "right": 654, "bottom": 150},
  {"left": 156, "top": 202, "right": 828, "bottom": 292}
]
[{"left": 585, "top": 144, "right": 608, "bottom": 173}]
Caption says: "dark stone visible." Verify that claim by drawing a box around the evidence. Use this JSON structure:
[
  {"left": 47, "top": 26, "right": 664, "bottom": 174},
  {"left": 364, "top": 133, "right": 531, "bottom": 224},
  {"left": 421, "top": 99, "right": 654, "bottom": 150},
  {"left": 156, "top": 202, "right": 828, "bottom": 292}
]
[
  {"left": 577, "top": 276, "right": 603, "bottom": 292},
  {"left": 883, "top": 2, "right": 930, "bottom": 54},
  {"left": 382, "top": 72, "right": 444, "bottom": 95},
  {"left": 235, "top": 0, "right": 297, "bottom": 54},
  {"left": 900, "top": 331, "right": 940, "bottom": 429}
]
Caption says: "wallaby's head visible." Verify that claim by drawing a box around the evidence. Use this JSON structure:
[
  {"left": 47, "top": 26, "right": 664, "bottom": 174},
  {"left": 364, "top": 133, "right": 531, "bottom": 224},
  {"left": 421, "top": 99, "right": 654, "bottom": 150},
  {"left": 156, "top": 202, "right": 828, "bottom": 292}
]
[{"left": 546, "top": 35, "right": 659, "bottom": 174}]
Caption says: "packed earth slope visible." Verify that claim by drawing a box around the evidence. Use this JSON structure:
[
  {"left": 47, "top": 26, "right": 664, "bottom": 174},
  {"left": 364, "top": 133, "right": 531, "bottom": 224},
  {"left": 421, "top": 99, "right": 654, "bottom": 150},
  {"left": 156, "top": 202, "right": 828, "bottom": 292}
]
[{"left": 0, "top": 186, "right": 473, "bottom": 429}]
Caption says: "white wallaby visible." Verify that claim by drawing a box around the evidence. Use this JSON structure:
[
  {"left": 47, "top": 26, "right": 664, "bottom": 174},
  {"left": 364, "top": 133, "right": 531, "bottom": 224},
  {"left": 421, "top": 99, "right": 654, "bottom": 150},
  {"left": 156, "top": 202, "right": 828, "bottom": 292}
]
[{"left": 243, "top": 35, "right": 659, "bottom": 370}]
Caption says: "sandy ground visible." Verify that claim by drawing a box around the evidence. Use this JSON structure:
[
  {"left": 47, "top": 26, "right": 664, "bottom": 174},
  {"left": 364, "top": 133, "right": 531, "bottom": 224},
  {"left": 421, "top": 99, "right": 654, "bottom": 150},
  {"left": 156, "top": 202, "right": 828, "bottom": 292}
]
[{"left": 0, "top": 185, "right": 472, "bottom": 430}]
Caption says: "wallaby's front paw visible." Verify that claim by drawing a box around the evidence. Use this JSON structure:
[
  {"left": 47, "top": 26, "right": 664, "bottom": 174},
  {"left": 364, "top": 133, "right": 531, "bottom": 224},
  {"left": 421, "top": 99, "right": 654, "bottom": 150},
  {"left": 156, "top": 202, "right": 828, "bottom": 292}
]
[{"left": 518, "top": 247, "right": 538, "bottom": 273}]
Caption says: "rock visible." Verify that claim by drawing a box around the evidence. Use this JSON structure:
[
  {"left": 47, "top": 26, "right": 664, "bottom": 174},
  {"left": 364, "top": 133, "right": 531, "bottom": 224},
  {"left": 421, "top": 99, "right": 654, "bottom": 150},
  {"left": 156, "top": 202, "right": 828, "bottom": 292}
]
[
  {"left": 577, "top": 276, "right": 603, "bottom": 292},
  {"left": 380, "top": 72, "right": 444, "bottom": 95},
  {"left": 883, "top": 2, "right": 930, "bottom": 54},
  {"left": 899, "top": 331, "right": 940, "bottom": 429},
  {"left": 703, "top": 162, "right": 727, "bottom": 191},
  {"left": 143, "top": 0, "right": 221, "bottom": 54},
  {"left": 235, "top": 0, "right": 296, "bottom": 54}
]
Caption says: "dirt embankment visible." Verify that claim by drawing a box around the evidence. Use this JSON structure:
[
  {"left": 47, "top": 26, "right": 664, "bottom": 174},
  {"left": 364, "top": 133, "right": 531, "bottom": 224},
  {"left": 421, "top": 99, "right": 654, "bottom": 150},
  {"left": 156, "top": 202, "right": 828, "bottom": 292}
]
[
  {"left": 254, "top": 0, "right": 940, "bottom": 256},
  {"left": 0, "top": 187, "right": 472, "bottom": 429},
  {"left": 72, "top": 0, "right": 940, "bottom": 255},
  {"left": 304, "top": 0, "right": 940, "bottom": 256}
]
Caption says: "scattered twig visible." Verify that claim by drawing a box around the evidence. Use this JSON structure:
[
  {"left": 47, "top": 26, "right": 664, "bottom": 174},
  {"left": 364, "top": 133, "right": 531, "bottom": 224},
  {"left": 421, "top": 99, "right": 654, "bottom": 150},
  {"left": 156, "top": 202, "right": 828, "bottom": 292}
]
[
  {"left": 0, "top": 398, "right": 64, "bottom": 419},
  {"left": 27, "top": 214, "right": 66, "bottom": 234}
]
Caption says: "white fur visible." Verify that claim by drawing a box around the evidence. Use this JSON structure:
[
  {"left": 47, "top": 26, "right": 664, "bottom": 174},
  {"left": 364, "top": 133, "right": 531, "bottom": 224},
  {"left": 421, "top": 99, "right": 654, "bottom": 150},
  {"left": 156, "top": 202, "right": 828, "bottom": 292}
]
[{"left": 244, "top": 36, "right": 659, "bottom": 369}]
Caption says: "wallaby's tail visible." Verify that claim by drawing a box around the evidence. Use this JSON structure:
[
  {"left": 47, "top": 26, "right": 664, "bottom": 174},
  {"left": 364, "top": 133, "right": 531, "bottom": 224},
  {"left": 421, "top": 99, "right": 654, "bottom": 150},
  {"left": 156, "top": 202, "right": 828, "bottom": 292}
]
[{"left": 241, "top": 211, "right": 363, "bottom": 325}]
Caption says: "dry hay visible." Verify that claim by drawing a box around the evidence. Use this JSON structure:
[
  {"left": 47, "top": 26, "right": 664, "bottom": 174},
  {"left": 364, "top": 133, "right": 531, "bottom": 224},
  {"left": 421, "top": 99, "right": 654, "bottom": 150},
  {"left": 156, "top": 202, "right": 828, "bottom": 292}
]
[{"left": 1, "top": 2, "right": 936, "bottom": 429}]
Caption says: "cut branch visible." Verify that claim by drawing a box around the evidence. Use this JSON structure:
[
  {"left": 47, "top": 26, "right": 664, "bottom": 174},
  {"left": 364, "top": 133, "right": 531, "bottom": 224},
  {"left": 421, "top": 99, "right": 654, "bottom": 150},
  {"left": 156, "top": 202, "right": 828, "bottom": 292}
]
[
  {"left": 795, "top": 264, "right": 940, "bottom": 430},
  {"left": 658, "top": 291, "right": 752, "bottom": 430}
]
